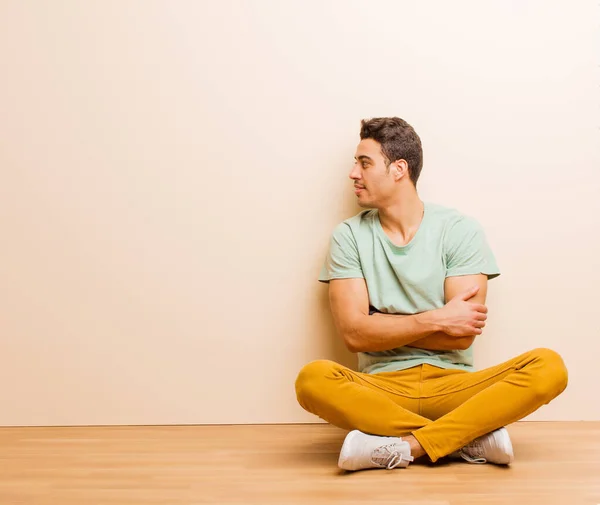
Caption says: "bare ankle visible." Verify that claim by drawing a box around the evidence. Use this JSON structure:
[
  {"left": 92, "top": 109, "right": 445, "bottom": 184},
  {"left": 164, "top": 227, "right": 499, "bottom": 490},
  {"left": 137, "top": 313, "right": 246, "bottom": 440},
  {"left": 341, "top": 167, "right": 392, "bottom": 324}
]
[{"left": 403, "top": 435, "right": 426, "bottom": 460}]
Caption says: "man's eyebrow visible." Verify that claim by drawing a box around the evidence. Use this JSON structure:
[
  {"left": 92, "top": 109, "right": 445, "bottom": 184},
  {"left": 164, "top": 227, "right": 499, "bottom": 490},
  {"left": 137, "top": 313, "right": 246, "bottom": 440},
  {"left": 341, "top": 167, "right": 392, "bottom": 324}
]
[{"left": 354, "top": 155, "right": 373, "bottom": 161}]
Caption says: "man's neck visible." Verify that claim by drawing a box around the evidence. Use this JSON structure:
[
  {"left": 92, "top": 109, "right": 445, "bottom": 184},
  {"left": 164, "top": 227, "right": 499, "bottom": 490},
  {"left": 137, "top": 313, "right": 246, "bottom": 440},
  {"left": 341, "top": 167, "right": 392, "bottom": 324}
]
[{"left": 377, "top": 192, "right": 424, "bottom": 245}]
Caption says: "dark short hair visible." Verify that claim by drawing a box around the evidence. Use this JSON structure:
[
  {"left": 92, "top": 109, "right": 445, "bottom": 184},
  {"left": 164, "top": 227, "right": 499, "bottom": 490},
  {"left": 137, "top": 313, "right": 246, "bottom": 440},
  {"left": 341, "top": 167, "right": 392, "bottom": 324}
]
[{"left": 360, "top": 117, "right": 423, "bottom": 186}]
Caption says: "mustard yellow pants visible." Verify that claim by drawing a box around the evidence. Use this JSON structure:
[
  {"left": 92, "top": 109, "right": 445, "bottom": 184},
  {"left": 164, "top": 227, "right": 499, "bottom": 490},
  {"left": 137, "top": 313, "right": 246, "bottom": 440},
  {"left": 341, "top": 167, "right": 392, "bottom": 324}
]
[{"left": 295, "top": 348, "right": 568, "bottom": 462}]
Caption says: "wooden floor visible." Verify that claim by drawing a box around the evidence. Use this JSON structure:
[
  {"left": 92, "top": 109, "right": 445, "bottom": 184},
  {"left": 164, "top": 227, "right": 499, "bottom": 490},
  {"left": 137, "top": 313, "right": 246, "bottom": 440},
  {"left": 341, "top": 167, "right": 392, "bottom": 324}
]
[{"left": 0, "top": 422, "right": 598, "bottom": 505}]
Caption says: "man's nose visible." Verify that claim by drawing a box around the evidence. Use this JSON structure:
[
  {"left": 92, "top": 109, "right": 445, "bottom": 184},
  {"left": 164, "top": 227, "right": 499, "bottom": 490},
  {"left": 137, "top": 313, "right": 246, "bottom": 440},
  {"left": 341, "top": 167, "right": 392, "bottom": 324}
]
[{"left": 349, "top": 165, "right": 360, "bottom": 180}]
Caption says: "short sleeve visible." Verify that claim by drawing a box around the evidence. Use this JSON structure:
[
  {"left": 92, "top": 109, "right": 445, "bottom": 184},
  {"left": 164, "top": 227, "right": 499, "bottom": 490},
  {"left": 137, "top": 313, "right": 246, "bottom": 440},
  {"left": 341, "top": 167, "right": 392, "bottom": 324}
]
[
  {"left": 318, "top": 223, "right": 364, "bottom": 283},
  {"left": 445, "top": 217, "right": 500, "bottom": 279}
]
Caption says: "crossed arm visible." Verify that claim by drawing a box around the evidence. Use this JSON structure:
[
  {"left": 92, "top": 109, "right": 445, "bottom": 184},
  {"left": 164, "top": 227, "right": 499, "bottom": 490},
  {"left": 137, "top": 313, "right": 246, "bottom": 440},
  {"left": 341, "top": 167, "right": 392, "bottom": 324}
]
[{"left": 327, "top": 274, "right": 489, "bottom": 353}]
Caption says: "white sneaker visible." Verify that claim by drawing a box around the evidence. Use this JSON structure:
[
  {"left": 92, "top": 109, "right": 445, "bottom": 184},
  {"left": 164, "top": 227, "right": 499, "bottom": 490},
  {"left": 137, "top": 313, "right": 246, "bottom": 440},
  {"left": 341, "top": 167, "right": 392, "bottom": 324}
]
[
  {"left": 456, "top": 427, "right": 514, "bottom": 465},
  {"left": 338, "top": 430, "right": 414, "bottom": 471}
]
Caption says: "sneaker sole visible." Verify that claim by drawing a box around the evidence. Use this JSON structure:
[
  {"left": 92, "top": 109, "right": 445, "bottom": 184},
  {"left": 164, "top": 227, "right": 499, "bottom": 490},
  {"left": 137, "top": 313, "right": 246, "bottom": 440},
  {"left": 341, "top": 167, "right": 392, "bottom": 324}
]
[{"left": 492, "top": 427, "right": 514, "bottom": 465}]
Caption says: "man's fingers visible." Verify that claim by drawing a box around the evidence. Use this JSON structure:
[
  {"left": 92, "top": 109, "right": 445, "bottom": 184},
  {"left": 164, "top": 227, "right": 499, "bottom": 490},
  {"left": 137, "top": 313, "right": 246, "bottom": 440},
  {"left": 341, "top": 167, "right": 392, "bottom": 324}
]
[{"left": 475, "top": 313, "right": 488, "bottom": 321}]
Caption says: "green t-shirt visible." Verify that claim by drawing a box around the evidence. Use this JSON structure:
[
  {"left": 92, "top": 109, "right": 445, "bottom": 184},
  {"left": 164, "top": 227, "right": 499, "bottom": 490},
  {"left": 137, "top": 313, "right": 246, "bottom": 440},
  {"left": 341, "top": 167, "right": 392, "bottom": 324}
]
[{"left": 319, "top": 202, "right": 500, "bottom": 374}]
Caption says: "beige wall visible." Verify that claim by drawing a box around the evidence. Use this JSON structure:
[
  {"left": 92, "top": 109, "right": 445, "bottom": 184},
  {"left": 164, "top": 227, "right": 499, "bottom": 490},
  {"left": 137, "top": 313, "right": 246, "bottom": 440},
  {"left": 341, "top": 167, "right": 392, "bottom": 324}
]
[{"left": 1, "top": 1, "right": 598, "bottom": 426}]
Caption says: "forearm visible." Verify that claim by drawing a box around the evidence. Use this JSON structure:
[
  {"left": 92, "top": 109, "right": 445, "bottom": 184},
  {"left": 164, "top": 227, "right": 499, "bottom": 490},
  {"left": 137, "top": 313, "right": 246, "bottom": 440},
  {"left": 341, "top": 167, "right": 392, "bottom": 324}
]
[
  {"left": 329, "top": 277, "right": 486, "bottom": 354},
  {"left": 407, "top": 332, "right": 474, "bottom": 351},
  {"left": 370, "top": 313, "right": 473, "bottom": 351},
  {"left": 344, "top": 310, "right": 441, "bottom": 352}
]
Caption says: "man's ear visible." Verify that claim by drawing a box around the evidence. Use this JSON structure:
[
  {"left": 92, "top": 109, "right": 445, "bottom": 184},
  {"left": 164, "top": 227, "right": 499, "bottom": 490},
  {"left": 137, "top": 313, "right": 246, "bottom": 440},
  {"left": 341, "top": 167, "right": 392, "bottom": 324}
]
[{"left": 392, "top": 159, "right": 409, "bottom": 181}]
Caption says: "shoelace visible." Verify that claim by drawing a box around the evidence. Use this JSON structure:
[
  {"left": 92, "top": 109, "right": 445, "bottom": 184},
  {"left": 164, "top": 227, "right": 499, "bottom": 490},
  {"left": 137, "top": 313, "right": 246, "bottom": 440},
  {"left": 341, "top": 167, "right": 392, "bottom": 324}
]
[
  {"left": 371, "top": 443, "right": 414, "bottom": 469},
  {"left": 458, "top": 440, "right": 487, "bottom": 464}
]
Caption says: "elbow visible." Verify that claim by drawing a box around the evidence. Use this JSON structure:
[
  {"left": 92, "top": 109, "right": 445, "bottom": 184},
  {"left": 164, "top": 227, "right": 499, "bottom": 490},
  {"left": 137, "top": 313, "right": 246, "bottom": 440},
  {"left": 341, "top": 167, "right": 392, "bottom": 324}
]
[
  {"left": 341, "top": 325, "right": 367, "bottom": 353},
  {"left": 339, "top": 314, "right": 374, "bottom": 353},
  {"left": 342, "top": 331, "right": 361, "bottom": 353},
  {"left": 455, "top": 336, "right": 475, "bottom": 350}
]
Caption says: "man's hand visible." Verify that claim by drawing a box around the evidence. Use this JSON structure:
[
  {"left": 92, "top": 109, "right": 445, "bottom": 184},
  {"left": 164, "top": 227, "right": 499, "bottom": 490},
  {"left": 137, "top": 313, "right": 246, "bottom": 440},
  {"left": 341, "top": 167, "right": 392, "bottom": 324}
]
[{"left": 433, "top": 285, "right": 488, "bottom": 337}]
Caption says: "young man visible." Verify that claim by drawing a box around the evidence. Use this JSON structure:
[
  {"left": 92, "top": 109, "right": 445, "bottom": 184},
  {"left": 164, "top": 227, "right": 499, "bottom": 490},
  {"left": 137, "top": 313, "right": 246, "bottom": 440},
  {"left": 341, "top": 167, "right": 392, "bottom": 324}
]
[{"left": 295, "top": 117, "right": 568, "bottom": 471}]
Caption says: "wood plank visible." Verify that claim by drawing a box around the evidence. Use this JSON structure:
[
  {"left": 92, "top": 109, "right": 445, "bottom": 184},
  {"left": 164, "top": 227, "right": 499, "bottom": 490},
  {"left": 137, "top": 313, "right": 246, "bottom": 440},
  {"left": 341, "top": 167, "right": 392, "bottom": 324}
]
[{"left": 0, "top": 422, "right": 598, "bottom": 505}]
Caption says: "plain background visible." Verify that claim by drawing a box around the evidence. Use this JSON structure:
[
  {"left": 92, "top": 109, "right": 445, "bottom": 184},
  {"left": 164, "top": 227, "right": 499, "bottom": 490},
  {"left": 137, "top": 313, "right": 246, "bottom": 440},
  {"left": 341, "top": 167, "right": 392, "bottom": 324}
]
[{"left": 1, "top": 0, "right": 598, "bottom": 426}]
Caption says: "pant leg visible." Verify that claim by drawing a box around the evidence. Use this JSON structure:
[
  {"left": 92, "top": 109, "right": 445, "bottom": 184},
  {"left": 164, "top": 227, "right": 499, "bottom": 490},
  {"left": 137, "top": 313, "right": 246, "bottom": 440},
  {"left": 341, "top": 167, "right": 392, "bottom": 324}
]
[
  {"left": 412, "top": 348, "right": 568, "bottom": 462},
  {"left": 295, "top": 360, "right": 431, "bottom": 436}
]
